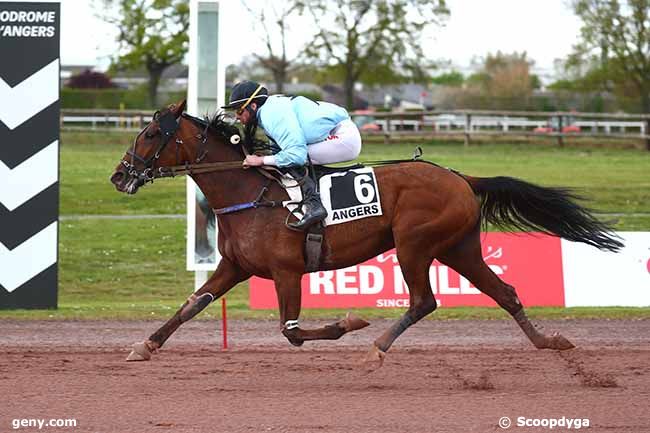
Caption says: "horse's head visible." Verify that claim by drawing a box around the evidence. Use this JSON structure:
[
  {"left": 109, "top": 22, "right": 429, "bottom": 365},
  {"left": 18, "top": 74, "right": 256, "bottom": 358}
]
[
  {"left": 110, "top": 100, "right": 188, "bottom": 194},
  {"left": 111, "top": 99, "right": 245, "bottom": 195}
]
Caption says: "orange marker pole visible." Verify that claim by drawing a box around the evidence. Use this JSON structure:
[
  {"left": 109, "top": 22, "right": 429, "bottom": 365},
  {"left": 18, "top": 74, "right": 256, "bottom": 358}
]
[{"left": 221, "top": 298, "right": 228, "bottom": 350}]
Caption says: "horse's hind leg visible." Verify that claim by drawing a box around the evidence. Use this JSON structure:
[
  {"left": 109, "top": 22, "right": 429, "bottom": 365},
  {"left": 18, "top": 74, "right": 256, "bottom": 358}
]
[
  {"left": 126, "top": 258, "right": 250, "bottom": 361},
  {"left": 438, "top": 229, "right": 575, "bottom": 351},
  {"left": 363, "top": 248, "right": 438, "bottom": 372}
]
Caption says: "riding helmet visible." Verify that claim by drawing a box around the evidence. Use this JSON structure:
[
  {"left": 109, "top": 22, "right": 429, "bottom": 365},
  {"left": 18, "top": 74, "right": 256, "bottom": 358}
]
[{"left": 222, "top": 80, "right": 269, "bottom": 110}]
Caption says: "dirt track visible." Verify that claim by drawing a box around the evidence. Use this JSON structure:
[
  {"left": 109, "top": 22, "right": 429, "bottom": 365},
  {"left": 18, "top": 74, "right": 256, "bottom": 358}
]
[{"left": 1, "top": 318, "right": 649, "bottom": 433}]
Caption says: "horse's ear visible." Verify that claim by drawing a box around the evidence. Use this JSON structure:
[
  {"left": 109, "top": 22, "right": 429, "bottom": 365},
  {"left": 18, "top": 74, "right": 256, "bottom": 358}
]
[{"left": 173, "top": 99, "right": 187, "bottom": 118}]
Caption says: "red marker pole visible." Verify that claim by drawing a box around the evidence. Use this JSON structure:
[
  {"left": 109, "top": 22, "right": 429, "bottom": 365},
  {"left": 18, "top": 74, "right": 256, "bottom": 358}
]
[{"left": 221, "top": 297, "right": 228, "bottom": 350}]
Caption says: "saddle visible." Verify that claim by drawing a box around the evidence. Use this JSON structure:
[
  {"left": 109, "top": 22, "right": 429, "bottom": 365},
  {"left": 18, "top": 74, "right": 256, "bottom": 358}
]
[{"left": 312, "top": 163, "right": 365, "bottom": 179}]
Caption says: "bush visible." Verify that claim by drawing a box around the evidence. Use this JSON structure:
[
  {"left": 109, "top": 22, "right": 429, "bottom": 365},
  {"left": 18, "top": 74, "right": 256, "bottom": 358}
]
[
  {"left": 61, "top": 86, "right": 187, "bottom": 109},
  {"left": 67, "top": 70, "right": 115, "bottom": 89}
]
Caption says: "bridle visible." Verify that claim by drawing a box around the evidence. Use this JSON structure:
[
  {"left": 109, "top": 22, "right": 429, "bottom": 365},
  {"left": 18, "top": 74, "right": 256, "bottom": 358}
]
[
  {"left": 120, "top": 109, "right": 246, "bottom": 187},
  {"left": 121, "top": 109, "right": 183, "bottom": 186}
]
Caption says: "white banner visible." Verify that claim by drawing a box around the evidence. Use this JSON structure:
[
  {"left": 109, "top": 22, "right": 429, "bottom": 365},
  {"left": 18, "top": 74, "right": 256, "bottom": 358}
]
[{"left": 562, "top": 233, "right": 650, "bottom": 307}]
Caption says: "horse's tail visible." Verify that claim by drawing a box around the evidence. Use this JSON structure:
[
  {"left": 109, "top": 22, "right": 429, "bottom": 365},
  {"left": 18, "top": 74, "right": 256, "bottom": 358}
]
[{"left": 464, "top": 175, "right": 624, "bottom": 252}]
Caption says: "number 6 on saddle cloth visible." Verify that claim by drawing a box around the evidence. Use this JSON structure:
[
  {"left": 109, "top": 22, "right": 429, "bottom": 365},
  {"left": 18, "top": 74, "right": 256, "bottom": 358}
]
[{"left": 283, "top": 166, "right": 383, "bottom": 227}]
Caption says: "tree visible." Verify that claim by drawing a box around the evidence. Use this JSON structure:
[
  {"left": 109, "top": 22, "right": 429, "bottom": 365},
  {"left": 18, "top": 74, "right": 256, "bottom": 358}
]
[
  {"left": 571, "top": 0, "right": 650, "bottom": 149},
  {"left": 464, "top": 51, "right": 536, "bottom": 109},
  {"left": 100, "top": 0, "right": 189, "bottom": 107},
  {"left": 478, "top": 52, "right": 535, "bottom": 99},
  {"left": 303, "top": 0, "right": 449, "bottom": 109},
  {"left": 226, "top": 55, "right": 274, "bottom": 84},
  {"left": 241, "top": 1, "right": 305, "bottom": 93},
  {"left": 431, "top": 71, "right": 465, "bottom": 87}
]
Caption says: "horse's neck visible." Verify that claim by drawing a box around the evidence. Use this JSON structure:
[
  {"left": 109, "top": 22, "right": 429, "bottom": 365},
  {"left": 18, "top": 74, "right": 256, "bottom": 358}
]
[{"left": 188, "top": 142, "right": 264, "bottom": 211}]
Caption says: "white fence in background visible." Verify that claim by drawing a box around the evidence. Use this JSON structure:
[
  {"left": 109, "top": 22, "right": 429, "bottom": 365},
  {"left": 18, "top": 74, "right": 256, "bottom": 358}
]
[
  {"left": 368, "top": 115, "right": 646, "bottom": 135},
  {"left": 356, "top": 109, "right": 650, "bottom": 146},
  {"left": 60, "top": 109, "right": 650, "bottom": 146},
  {"left": 61, "top": 111, "right": 152, "bottom": 130}
]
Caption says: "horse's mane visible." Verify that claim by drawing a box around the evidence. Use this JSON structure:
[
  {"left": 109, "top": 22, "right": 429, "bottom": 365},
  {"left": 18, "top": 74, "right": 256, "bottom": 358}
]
[
  {"left": 180, "top": 111, "right": 245, "bottom": 156},
  {"left": 206, "top": 112, "right": 238, "bottom": 136},
  {"left": 204, "top": 112, "right": 273, "bottom": 156}
]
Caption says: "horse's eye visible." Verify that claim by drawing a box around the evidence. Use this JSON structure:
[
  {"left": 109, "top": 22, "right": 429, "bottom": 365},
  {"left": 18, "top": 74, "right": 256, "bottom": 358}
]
[{"left": 145, "top": 131, "right": 157, "bottom": 139}]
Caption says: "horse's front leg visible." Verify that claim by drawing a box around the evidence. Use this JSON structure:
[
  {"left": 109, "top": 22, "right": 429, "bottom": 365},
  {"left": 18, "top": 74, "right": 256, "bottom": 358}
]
[
  {"left": 273, "top": 271, "right": 370, "bottom": 347},
  {"left": 126, "top": 258, "right": 250, "bottom": 361}
]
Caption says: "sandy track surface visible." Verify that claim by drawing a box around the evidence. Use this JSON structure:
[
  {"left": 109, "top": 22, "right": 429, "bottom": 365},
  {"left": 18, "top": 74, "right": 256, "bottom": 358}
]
[{"left": 2, "top": 318, "right": 649, "bottom": 433}]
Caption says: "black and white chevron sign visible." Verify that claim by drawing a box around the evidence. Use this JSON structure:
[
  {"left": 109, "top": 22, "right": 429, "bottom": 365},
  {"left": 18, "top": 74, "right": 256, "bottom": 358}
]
[{"left": 0, "top": 2, "right": 59, "bottom": 308}]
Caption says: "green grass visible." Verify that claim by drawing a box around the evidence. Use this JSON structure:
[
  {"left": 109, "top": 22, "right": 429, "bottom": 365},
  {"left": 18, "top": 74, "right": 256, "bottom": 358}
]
[
  {"left": 58, "top": 219, "right": 191, "bottom": 302},
  {"left": 362, "top": 141, "right": 650, "bottom": 214},
  {"left": 60, "top": 131, "right": 186, "bottom": 215},
  {"left": 2, "top": 131, "right": 649, "bottom": 320},
  {"left": 61, "top": 131, "right": 650, "bottom": 216}
]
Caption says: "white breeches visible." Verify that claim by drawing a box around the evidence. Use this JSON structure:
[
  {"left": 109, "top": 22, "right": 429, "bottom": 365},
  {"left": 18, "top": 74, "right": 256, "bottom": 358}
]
[{"left": 307, "top": 119, "right": 362, "bottom": 165}]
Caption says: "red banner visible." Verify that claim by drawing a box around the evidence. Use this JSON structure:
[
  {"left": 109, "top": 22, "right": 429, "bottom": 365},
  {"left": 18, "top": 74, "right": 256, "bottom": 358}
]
[{"left": 249, "top": 233, "right": 565, "bottom": 309}]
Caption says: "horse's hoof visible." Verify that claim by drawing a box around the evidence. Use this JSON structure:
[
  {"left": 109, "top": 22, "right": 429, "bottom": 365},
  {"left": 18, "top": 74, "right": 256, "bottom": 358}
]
[
  {"left": 126, "top": 341, "right": 152, "bottom": 361},
  {"left": 361, "top": 345, "right": 386, "bottom": 374},
  {"left": 282, "top": 327, "right": 305, "bottom": 347},
  {"left": 342, "top": 312, "right": 370, "bottom": 332},
  {"left": 549, "top": 332, "right": 576, "bottom": 350}
]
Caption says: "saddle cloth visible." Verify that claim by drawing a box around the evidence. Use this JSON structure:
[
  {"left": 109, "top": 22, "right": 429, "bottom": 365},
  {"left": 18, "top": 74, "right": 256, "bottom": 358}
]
[{"left": 282, "top": 166, "right": 383, "bottom": 226}]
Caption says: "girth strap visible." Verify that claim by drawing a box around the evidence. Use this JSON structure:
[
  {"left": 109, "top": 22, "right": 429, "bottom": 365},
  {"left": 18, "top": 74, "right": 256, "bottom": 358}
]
[
  {"left": 213, "top": 182, "right": 283, "bottom": 215},
  {"left": 304, "top": 222, "right": 324, "bottom": 273}
]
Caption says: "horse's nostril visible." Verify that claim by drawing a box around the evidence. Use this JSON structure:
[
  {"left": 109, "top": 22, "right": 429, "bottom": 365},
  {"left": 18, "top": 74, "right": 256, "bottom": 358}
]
[{"left": 111, "top": 171, "right": 125, "bottom": 185}]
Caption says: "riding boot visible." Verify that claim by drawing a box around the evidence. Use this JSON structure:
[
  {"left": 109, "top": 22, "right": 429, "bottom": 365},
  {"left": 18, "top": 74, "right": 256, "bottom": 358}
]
[{"left": 287, "top": 167, "right": 327, "bottom": 231}]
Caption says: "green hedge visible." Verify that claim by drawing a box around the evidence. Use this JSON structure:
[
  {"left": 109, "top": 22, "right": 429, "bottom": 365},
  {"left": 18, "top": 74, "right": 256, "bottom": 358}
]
[
  {"left": 60, "top": 87, "right": 325, "bottom": 110},
  {"left": 61, "top": 87, "right": 187, "bottom": 110}
]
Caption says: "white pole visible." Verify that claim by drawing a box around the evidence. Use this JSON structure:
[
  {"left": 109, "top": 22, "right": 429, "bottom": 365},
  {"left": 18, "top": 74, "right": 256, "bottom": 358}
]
[
  {"left": 187, "top": 0, "right": 227, "bottom": 348},
  {"left": 187, "top": 0, "right": 223, "bottom": 282},
  {"left": 194, "top": 270, "right": 208, "bottom": 291}
]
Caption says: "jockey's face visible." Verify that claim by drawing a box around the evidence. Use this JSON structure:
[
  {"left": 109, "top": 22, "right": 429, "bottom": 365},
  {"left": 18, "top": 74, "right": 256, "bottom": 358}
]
[{"left": 235, "top": 102, "right": 257, "bottom": 125}]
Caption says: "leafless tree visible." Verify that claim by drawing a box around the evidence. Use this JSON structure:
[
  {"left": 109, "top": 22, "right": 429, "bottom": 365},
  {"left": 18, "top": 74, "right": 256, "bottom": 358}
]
[{"left": 240, "top": 1, "right": 305, "bottom": 93}]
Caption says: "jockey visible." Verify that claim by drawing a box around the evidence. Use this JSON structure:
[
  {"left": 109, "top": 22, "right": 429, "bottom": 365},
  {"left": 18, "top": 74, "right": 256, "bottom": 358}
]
[{"left": 222, "top": 80, "right": 362, "bottom": 231}]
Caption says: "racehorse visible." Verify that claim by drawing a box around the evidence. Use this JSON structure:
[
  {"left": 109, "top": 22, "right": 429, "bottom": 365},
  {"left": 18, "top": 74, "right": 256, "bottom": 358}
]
[{"left": 110, "top": 101, "right": 623, "bottom": 370}]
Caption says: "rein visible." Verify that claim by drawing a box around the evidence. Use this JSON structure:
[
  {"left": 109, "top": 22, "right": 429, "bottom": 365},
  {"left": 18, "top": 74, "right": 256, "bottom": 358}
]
[{"left": 156, "top": 160, "right": 246, "bottom": 178}]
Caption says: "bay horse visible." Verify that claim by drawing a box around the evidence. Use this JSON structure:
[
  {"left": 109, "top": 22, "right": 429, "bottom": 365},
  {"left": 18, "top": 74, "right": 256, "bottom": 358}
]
[{"left": 110, "top": 101, "right": 623, "bottom": 370}]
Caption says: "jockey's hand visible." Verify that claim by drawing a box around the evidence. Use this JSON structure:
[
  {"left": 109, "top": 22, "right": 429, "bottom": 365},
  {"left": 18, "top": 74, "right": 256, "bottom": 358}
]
[{"left": 243, "top": 155, "right": 265, "bottom": 167}]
